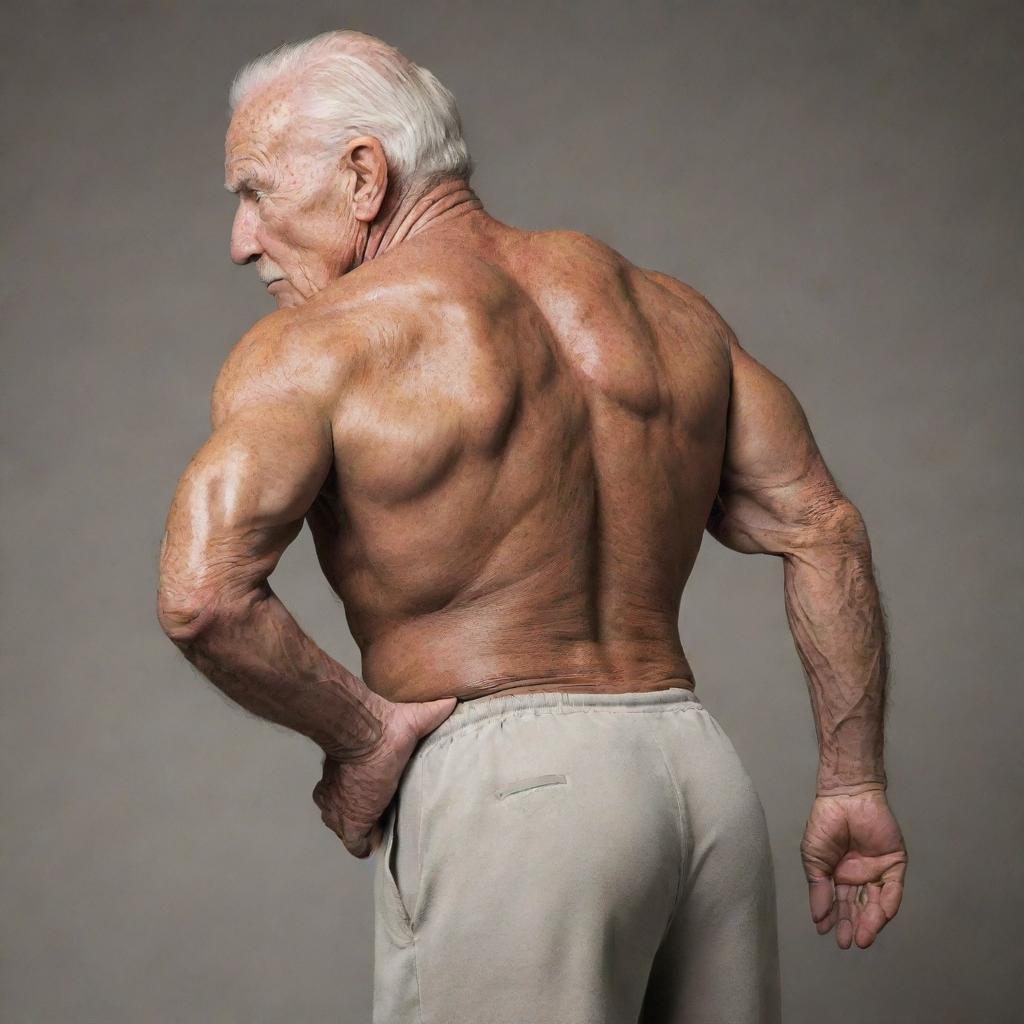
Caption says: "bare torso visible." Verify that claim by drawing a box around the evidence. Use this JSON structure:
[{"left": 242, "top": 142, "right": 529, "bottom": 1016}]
[{"left": 294, "top": 212, "right": 731, "bottom": 703}]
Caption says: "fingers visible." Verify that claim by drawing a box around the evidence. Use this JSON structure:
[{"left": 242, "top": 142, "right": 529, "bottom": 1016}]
[
  {"left": 312, "top": 783, "right": 380, "bottom": 859},
  {"left": 880, "top": 877, "right": 904, "bottom": 920},
  {"left": 817, "top": 903, "right": 838, "bottom": 935},
  {"left": 801, "top": 794, "right": 908, "bottom": 950},
  {"left": 808, "top": 880, "right": 903, "bottom": 949},
  {"left": 836, "top": 883, "right": 878, "bottom": 949},
  {"left": 831, "top": 884, "right": 847, "bottom": 946},
  {"left": 345, "top": 834, "right": 374, "bottom": 859},
  {"left": 367, "top": 822, "right": 385, "bottom": 855},
  {"left": 317, "top": 806, "right": 375, "bottom": 857},
  {"left": 807, "top": 876, "right": 834, "bottom": 925},
  {"left": 853, "top": 878, "right": 904, "bottom": 948},
  {"left": 824, "top": 880, "right": 902, "bottom": 949},
  {"left": 810, "top": 879, "right": 866, "bottom": 949},
  {"left": 343, "top": 816, "right": 386, "bottom": 859},
  {"left": 853, "top": 884, "right": 888, "bottom": 948},
  {"left": 310, "top": 746, "right": 405, "bottom": 860}
]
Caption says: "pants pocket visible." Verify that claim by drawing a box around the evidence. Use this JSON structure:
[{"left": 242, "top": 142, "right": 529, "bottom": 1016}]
[
  {"left": 495, "top": 773, "right": 568, "bottom": 800},
  {"left": 379, "top": 800, "right": 415, "bottom": 939}
]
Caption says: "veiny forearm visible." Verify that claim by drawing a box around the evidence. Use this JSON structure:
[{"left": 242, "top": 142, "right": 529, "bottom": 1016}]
[
  {"left": 160, "top": 585, "right": 385, "bottom": 761},
  {"left": 782, "top": 509, "right": 889, "bottom": 797}
]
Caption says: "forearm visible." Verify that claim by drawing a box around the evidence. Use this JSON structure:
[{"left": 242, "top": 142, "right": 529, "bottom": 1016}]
[
  {"left": 159, "top": 584, "right": 385, "bottom": 761},
  {"left": 782, "top": 507, "right": 889, "bottom": 797}
]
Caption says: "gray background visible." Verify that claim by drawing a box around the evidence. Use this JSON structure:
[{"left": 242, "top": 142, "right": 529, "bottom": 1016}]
[{"left": 3, "top": 1, "right": 1022, "bottom": 1021}]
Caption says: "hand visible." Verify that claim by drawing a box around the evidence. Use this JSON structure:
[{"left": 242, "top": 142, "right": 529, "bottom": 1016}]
[
  {"left": 311, "top": 694, "right": 457, "bottom": 858},
  {"left": 800, "top": 789, "right": 908, "bottom": 949}
]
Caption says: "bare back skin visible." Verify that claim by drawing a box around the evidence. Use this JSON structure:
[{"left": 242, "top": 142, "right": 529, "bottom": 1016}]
[
  {"left": 159, "top": 33, "right": 905, "bottom": 946},
  {"left": 290, "top": 217, "right": 729, "bottom": 702}
]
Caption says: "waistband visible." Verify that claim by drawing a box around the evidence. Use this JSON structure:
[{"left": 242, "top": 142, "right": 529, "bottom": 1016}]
[{"left": 416, "top": 686, "right": 704, "bottom": 755}]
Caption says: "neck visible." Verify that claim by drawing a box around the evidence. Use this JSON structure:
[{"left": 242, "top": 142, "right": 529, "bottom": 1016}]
[{"left": 361, "top": 178, "right": 484, "bottom": 264}]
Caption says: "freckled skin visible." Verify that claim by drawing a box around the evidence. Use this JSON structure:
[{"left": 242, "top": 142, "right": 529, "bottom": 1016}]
[{"left": 157, "top": 79, "right": 906, "bottom": 950}]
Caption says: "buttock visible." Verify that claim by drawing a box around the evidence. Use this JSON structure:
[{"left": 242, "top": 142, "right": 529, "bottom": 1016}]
[{"left": 373, "top": 685, "right": 780, "bottom": 1024}]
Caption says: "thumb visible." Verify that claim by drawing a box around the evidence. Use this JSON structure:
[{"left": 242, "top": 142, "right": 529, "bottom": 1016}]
[
  {"left": 406, "top": 696, "right": 458, "bottom": 738},
  {"left": 808, "top": 875, "right": 835, "bottom": 923}
]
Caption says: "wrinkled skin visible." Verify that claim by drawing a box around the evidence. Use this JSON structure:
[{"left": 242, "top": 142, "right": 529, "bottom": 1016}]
[
  {"left": 157, "top": 50, "right": 907, "bottom": 947},
  {"left": 801, "top": 791, "right": 908, "bottom": 949},
  {"left": 312, "top": 695, "right": 456, "bottom": 858}
]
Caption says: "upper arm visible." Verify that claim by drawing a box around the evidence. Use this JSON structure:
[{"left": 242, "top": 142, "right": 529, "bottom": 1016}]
[
  {"left": 157, "top": 319, "right": 336, "bottom": 631},
  {"left": 706, "top": 323, "right": 857, "bottom": 556}
]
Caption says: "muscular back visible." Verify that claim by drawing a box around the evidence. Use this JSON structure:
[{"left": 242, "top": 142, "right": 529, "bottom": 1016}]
[{"left": 281, "top": 223, "right": 733, "bottom": 701}]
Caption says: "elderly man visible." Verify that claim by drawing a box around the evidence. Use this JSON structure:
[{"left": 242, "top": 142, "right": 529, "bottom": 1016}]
[{"left": 157, "top": 29, "right": 907, "bottom": 1024}]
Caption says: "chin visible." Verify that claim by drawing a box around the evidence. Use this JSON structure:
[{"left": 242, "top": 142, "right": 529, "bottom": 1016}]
[{"left": 269, "top": 282, "right": 305, "bottom": 309}]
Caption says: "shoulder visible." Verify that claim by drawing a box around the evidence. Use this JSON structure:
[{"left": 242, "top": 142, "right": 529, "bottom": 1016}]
[
  {"left": 639, "top": 267, "right": 696, "bottom": 298},
  {"left": 639, "top": 268, "right": 718, "bottom": 314},
  {"left": 638, "top": 269, "right": 737, "bottom": 348},
  {"left": 210, "top": 301, "right": 363, "bottom": 429},
  {"left": 527, "top": 229, "right": 628, "bottom": 276},
  {"left": 527, "top": 231, "right": 733, "bottom": 339}
]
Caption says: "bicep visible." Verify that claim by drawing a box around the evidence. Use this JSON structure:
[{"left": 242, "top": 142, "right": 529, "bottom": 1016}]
[
  {"left": 159, "top": 395, "right": 334, "bottom": 612},
  {"left": 708, "top": 334, "right": 845, "bottom": 555}
]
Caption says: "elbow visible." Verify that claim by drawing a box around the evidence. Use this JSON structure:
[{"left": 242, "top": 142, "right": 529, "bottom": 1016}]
[
  {"left": 156, "top": 578, "right": 267, "bottom": 647},
  {"left": 156, "top": 591, "right": 214, "bottom": 647},
  {"left": 817, "top": 497, "right": 868, "bottom": 545},
  {"left": 156, "top": 579, "right": 232, "bottom": 647},
  {"left": 790, "top": 493, "right": 870, "bottom": 555}
]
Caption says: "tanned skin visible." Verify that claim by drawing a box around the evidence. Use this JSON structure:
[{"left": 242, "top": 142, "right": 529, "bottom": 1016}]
[{"left": 157, "top": 63, "right": 907, "bottom": 952}]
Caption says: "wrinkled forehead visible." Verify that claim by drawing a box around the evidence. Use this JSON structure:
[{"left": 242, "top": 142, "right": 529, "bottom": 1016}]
[{"left": 224, "top": 80, "right": 309, "bottom": 181}]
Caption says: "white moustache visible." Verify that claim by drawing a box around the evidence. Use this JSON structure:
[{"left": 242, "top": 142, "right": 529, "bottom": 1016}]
[{"left": 258, "top": 261, "right": 286, "bottom": 284}]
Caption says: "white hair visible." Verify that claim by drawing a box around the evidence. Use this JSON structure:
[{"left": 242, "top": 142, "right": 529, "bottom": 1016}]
[{"left": 229, "top": 30, "right": 473, "bottom": 194}]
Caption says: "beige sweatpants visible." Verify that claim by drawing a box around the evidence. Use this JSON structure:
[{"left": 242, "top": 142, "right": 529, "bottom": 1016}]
[{"left": 372, "top": 687, "right": 781, "bottom": 1023}]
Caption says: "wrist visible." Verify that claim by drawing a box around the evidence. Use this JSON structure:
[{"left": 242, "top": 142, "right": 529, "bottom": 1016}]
[
  {"left": 318, "top": 677, "right": 391, "bottom": 762},
  {"left": 815, "top": 779, "right": 888, "bottom": 798}
]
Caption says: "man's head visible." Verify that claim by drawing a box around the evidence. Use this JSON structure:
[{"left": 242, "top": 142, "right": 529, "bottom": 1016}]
[{"left": 225, "top": 31, "right": 473, "bottom": 308}]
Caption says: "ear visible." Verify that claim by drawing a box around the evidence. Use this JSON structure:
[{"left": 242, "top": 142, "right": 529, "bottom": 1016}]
[{"left": 340, "top": 135, "right": 389, "bottom": 223}]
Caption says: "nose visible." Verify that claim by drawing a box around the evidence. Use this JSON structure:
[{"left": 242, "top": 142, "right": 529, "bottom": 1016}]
[{"left": 230, "top": 200, "right": 262, "bottom": 266}]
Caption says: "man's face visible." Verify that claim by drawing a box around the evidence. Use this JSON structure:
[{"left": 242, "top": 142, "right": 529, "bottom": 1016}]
[{"left": 225, "top": 85, "right": 363, "bottom": 308}]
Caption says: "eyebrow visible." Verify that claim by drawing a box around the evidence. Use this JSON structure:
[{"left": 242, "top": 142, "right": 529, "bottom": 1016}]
[{"left": 224, "top": 176, "right": 266, "bottom": 194}]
